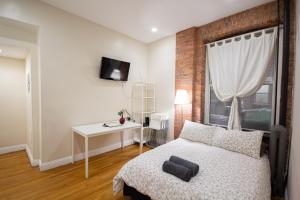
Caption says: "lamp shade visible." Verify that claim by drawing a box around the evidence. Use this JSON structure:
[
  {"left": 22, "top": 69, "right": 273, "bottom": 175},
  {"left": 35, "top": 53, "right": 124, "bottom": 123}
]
[{"left": 174, "top": 90, "right": 190, "bottom": 105}]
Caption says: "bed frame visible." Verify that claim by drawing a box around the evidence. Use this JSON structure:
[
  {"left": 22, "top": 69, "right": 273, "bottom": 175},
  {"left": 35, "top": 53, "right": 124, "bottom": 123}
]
[{"left": 123, "top": 125, "right": 288, "bottom": 199}]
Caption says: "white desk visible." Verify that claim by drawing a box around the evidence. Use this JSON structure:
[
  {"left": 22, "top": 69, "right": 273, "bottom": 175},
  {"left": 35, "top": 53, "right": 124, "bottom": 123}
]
[{"left": 72, "top": 121, "right": 143, "bottom": 178}]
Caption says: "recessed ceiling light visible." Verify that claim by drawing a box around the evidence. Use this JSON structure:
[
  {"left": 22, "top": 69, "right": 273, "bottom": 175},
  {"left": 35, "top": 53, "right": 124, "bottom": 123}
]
[{"left": 151, "top": 27, "right": 158, "bottom": 33}]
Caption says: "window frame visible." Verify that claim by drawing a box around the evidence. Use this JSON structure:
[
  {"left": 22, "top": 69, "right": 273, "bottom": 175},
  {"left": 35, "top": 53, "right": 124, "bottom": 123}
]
[{"left": 204, "top": 28, "right": 283, "bottom": 133}]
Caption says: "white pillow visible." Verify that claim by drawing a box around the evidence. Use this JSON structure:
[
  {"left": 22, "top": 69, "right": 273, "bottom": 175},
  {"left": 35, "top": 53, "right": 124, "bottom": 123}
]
[
  {"left": 212, "top": 128, "right": 263, "bottom": 159},
  {"left": 179, "top": 120, "right": 217, "bottom": 145}
]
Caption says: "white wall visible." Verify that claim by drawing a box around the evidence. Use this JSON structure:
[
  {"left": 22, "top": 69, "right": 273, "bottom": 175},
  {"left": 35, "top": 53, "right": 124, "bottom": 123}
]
[
  {"left": 0, "top": 0, "right": 148, "bottom": 163},
  {"left": 0, "top": 57, "right": 26, "bottom": 147},
  {"left": 147, "top": 35, "right": 176, "bottom": 141},
  {"left": 288, "top": 0, "right": 300, "bottom": 199},
  {"left": 0, "top": 16, "right": 38, "bottom": 44}
]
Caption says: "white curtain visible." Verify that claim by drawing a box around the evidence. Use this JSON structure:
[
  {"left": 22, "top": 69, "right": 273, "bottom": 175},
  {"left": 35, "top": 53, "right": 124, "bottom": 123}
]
[{"left": 207, "top": 28, "right": 277, "bottom": 130}]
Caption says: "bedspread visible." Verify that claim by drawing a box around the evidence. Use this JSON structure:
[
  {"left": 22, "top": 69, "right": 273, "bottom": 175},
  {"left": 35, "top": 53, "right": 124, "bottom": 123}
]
[{"left": 113, "top": 138, "right": 271, "bottom": 200}]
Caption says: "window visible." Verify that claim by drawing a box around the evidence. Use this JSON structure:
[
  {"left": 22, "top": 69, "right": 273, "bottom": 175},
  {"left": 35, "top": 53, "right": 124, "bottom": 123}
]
[{"left": 206, "top": 59, "right": 276, "bottom": 132}]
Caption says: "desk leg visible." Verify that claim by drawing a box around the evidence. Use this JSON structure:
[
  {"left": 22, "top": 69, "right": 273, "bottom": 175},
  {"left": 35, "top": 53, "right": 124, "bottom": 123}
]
[
  {"left": 71, "top": 132, "right": 74, "bottom": 164},
  {"left": 139, "top": 127, "right": 143, "bottom": 154},
  {"left": 120, "top": 131, "right": 124, "bottom": 149},
  {"left": 85, "top": 136, "right": 89, "bottom": 179}
]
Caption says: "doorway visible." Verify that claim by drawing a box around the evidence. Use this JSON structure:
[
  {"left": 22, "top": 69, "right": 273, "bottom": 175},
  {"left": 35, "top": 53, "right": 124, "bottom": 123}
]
[
  {"left": 0, "top": 45, "right": 28, "bottom": 152},
  {"left": 0, "top": 17, "right": 40, "bottom": 166}
]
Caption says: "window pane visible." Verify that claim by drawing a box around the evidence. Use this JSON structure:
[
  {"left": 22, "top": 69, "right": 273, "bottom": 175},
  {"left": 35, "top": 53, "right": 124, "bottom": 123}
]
[
  {"left": 209, "top": 84, "right": 273, "bottom": 131},
  {"left": 255, "top": 85, "right": 270, "bottom": 105},
  {"left": 240, "top": 84, "right": 273, "bottom": 131},
  {"left": 209, "top": 87, "right": 231, "bottom": 126}
]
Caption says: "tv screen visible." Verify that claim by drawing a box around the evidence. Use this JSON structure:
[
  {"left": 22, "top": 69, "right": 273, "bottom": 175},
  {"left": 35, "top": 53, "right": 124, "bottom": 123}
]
[{"left": 100, "top": 57, "right": 130, "bottom": 81}]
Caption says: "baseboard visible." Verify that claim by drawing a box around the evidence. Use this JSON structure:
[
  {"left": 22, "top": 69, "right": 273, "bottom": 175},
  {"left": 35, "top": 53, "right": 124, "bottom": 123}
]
[
  {"left": 0, "top": 144, "right": 26, "bottom": 155},
  {"left": 25, "top": 145, "right": 39, "bottom": 167},
  {"left": 39, "top": 155, "right": 72, "bottom": 171},
  {"left": 39, "top": 139, "right": 134, "bottom": 171},
  {"left": 74, "top": 139, "right": 134, "bottom": 161}
]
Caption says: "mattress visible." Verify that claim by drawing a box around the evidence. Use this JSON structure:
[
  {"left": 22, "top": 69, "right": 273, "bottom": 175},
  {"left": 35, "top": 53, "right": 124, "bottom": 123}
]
[{"left": 113, "top": 138, "right": 271, "bottom": 200}]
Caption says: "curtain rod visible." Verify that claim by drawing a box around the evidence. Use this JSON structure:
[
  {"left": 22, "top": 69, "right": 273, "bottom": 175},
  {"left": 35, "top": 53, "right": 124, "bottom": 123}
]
[{"left": 205, "top": 25, "right": 280, "bottom": 46}]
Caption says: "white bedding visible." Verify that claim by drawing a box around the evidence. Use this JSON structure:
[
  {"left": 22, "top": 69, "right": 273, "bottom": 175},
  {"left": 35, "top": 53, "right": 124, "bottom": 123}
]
[{"left": 113, "top": 138, "right": 271, "bottom": 200}]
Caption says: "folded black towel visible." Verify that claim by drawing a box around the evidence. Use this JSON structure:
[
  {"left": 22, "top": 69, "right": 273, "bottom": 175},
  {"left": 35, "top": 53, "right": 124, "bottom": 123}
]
[
  {"left": 169, "top": 156, "right": 199, "bottom": 177},
  {"left": 162, "top": 160, "right": 192, "bottom": 182}
]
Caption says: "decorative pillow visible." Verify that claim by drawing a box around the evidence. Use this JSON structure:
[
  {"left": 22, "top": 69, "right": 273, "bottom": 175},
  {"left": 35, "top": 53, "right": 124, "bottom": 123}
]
[
  {"left": 212, "top": 128, "right": 263, "bottom": 159},
  {"left": 179, "top": 120, "right": 217, "bottom": 145}
]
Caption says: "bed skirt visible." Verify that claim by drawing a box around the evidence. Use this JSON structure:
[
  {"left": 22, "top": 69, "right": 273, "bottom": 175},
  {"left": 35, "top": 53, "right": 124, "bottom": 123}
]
[{"left": 123, "top": 183, "right": 151, "bottom": 200}]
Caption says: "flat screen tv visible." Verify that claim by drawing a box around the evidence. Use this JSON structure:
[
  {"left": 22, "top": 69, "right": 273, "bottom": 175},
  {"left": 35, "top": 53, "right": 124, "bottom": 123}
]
[{"left": 100, "top": 57, "right": 130, "bottom": 81}]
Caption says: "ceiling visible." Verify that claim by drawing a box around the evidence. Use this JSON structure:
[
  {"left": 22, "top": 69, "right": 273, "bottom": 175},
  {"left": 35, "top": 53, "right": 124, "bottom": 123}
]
[
  {"left": 0, "top": 44, "right": 28, "bottom": 59},
  {"left": 41, "top": 0, "right": 272, "bottom": 43}
]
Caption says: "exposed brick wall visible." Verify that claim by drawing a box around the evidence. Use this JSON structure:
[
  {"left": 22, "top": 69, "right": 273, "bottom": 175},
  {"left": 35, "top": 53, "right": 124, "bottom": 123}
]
[
  {"left": 197, "top": 2, "right": 279, "bottom": 43},
  {"left": 175, "top": 28, "right": 196, "bottom": 137},
  {"left": 175, "top": 0, "right": 295, "bottom": 138}
]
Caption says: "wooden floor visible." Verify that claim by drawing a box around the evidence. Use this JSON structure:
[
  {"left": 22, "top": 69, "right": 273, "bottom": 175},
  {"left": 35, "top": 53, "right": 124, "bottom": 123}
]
[
  {"left": 0, "top": 144, "right": 284, "bottom": 200},
  {"left": 0, "top": 144, "right": 149, "bottom": 200}
]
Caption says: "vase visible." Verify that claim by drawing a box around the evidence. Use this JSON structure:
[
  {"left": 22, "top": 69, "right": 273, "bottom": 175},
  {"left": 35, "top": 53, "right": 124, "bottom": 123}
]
[{"left": 119, "top": 115, "right": 125, "bottom": 124}]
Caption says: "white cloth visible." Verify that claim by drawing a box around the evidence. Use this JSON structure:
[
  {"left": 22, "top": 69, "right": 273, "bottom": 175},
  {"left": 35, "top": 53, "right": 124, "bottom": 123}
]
[{"left": 207, "top": 28, "right": 277, "bottom": 130}]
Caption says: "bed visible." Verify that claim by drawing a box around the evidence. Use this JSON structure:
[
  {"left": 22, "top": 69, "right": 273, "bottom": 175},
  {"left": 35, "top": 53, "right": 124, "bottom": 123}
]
[{"left": 113, "top": 137, "right": 271, "bottom": 200}]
